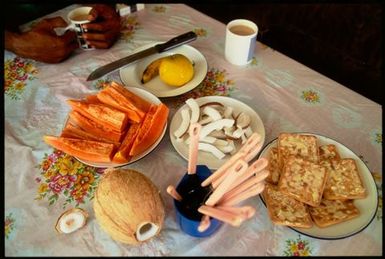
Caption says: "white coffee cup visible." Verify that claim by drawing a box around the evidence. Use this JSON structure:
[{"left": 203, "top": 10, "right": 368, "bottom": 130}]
[
  {"left": 67, "top": 6, "right": 93, "bottom": 50},
  {"left": 225, "top": 19, "right": 258, "bottom": 65}
]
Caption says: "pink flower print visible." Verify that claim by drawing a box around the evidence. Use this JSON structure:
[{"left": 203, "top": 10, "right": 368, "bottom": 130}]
[
  {"left": 293, "top": 252, "right": 300, "bottom": 256},
  {"left": 49, "top": 174, "right": 76, "bottom": 194},
  {"left": 297, "top": 241, "right": 305, "bottom": 250}
]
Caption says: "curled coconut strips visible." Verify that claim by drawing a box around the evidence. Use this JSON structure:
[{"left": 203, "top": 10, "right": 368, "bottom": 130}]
[{"left": 55, "top": 208, "right": 88, "bottom": 234}]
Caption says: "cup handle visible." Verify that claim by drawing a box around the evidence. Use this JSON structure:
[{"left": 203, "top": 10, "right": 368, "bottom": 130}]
[{"left": 54, "top": 24, "right": 75, "bottom": 36}]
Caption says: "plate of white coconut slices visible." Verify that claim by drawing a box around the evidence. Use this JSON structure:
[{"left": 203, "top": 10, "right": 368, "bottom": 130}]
[{"left": 169, "top": 96, "right": 265, "bottom": 170}]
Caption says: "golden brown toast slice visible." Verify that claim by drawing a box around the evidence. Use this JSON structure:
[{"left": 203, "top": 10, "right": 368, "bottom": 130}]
[
  {"left": 266, "top": 147, "right": 281, "bottom": 184},
  {"left": 319, "top": 144, "right": 341, "bottom": 162},
  {"left": 323, "top": 158, "right": 366, "bottom": 200},
  {"left": 278, "top": 156, "right": 329, "bottom": 207},
  {"left": 308, "top": 199, "right": 360, "bottom": 227},
  {"left": 263, "top": 183, "right": 313, "bottom": 228},
  {"left": 277, "top": 133, "right": 319, "bottom": 170}
]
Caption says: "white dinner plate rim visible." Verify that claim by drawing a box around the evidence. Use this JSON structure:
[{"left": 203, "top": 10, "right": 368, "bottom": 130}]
[
  {"left": 258, "top": 132, "right": 378, "bottom": 240},
  {"left": 119, "top": 42, "right": 208, "bottom": 98},
  {"left": 74, "top": 87, "right": 167, "bottom": 168},
  {"left": 169, "top": 95, "right": 266, "bottom": 170}
]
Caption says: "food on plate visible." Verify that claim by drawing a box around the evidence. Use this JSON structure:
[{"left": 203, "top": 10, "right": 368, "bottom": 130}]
[
  {"left": 67, "top": 99, "right": 129, "bottom": 131},
  {"left": 141, "top": 54, "right": 194, "bottom": 87},
  {"left": 323, "top": 158, "right": 366, "bottom": 200},
  {"left": 93, "top": 168, "right": 165, "bottom": 245},
  {"left": 278, "top": 156, "right": 329, "bottom": 207},
  {"left": 55, "top": 208, "right": 89, "bottom": 234},
  {"left": 129, "top": 103, "right": 169, "bottom": 157},
  {"left": 173, "top": 98, "right": 255, "bottom": 160},
  {"left": 44, "top": 136, "right": 115, "bottom": 163},
  {"left": 67, "top": 110, "right": 125, "bottom": 143},
  {"left": 319, "top": 144, "right": 341, "bottom": 162},
  {"left": 140, "top": 57, "right": 164, "bottom": 84},
  {"left": 43, "top": 81, "right": 168, "bottom": 164},
  {"left": 277, "top": 133, "right": 319, "bottom": 170},
  {"left": 262, "top": 183, "right": 313, "bottom": 228},
  {"left": 308, "top": 199, "right": 360, "bottom": 228},
  {"left": 97, "top": 81, "right": 151, "bottom": 123},
  {"left": 262, "top": 133, "right": 367, "bottom": 229},
  {"left": 159, "top": 54, "right": 194, "bottom": 87},
  {"left": 265, "top": 147, "right": 280, "bottom": 184}
]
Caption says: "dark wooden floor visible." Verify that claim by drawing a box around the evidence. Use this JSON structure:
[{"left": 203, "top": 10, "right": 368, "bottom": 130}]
[{"left": 188, "top": 3, "right": 383, "bottom": 104}]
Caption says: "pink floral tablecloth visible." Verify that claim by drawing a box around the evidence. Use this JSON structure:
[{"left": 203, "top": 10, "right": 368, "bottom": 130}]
[{"left": 4, "top": 4, "right": 382, "bottom": 256}]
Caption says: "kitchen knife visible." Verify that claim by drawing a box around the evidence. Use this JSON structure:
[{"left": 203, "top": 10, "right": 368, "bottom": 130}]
[{"left": 87, "top": 31, "right": 197, "bottom": 81}]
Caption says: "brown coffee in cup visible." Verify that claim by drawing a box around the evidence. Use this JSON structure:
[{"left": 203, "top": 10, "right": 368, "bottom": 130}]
[{"left": 229, "top": 25, "right": 255, "bottom": 36}]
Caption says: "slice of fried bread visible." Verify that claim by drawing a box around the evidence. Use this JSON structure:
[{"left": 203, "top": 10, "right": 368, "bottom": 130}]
[
  {"left": 277, "top": 133, "right": 319, "bottom": 170},
  {"left": 323, "top": 158, "right": 366, "bottom": 200},
  {"left": 278, "top": 156, "right": 329, "bottom": 207},
  {"left": 266, "top": 147, "right": 281, "bottom": 184},
  {"left": 263, "top": 183, "right": 313, "bottom": 228},
  {"left": 319, "top": 144, "right": 341, "bottom": 162},
  {"left": 308, "top": 199, "right": 360, "bottom": 227}
]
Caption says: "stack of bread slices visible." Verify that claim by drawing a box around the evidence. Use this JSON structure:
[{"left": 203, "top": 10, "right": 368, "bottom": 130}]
[{"left": 262, "top": 133, "right": 366, "bottom": 228}]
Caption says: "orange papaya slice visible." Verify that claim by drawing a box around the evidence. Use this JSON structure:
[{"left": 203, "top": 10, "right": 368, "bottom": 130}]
[
  {"left": 61, "top": 119, "right": 120, "bottom": 148},
  {"left": 68, "top": 111, "right": 125, "bottom": 143},
  {"left": 129, "top": 103, "right": 169, "bottom": 156},
  {"left": 111, "top": 122, "right": 141, "bottom": 163},
  {"left": 85, "top": 94, "right": 102, "bottom": 104},
  {"left": 67, "top": 99, "right": 129, "bottom": 132},
  {"left": 97, "top": 90, "right": 143, "bottom": 123},
  {"left": 43, "top": 136, "right": 115, "bottom": 163},
  {"left": 109, "top": 81, "right": 152, "bottom": 112}
]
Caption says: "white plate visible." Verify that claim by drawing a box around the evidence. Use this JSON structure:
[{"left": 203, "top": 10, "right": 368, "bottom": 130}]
[
  {"left": 75, "top": 87, "right": 167, "bottom": 168},
  {"left": 170, "top": 96, "right": 265, "bottom": 170},
  {"left": 120, "top": 42, "right": 208, "bottom": 98},
  {"left": 258, "top": 133, "right": 378, "bottom": 240}
]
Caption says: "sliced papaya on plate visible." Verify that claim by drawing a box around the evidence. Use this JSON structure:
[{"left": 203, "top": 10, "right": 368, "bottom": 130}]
[
  {"left": 44, "top": 136, "right": 115, "bottom": 163},
  {"left": 68, "top": 111, "right": 125, "bottom": 143},
  {"left": 109, "top": 81, "right": 152, "bottom": 112},
  {"left": 97, "top": 90, "right": 143, "bottom": 124},
  {"left": 85, "top": 94, "right": 102, "bottom": 104},
  {"left": 129, "top": 103, "right": 169, "bottom": 157},
  {"left": 61, "top": 119, "right": 121, "bottom": 148},
  {"left": 111, "top": 122, "right": 141, "bottom": 163},
  {"left": 67, "top": 99, "right": 129, "bottom": 132}
]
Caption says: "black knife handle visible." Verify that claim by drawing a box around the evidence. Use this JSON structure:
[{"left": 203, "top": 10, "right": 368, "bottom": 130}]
[{"left": 155, "top": 31, "right": 197, "bottom": 53}]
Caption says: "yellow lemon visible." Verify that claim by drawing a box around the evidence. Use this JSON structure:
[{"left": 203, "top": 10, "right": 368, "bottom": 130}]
[{"left": 159, "top": 54, "right": 194, "bottom": 87}]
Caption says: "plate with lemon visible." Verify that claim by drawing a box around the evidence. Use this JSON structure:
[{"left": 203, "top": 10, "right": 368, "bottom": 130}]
[{"left": 120, "top": 42, "right": 208, "bottom": 98}]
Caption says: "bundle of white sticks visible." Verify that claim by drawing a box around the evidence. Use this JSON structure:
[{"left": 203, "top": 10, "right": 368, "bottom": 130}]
[{"left": 167, "top": 122, "right": 268, "bottom": 232}]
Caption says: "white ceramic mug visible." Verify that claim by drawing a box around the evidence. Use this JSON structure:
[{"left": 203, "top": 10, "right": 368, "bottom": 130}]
[
  {"left": 224, "top": 19, "right": 258, "bottom": 66},
  {"left": 67, "top": 6, "right": 93, "bottom": 50}
]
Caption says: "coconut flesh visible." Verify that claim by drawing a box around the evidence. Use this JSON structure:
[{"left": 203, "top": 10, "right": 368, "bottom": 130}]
[
  {"left": 93, "top": 168, "right": 165, "bottom": 245},
  {"left": 55, "top": 208, "right": 88, "bottom": 234}
]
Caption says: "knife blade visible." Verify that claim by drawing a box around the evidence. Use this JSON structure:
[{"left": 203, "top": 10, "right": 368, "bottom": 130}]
[{"left": 87, "top": 31, "right": 197, "bottom": 81}]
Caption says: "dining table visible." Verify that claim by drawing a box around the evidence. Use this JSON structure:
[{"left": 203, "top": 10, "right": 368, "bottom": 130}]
[{"left": 4, "top": 3, "right": 382, "bottom": 256}]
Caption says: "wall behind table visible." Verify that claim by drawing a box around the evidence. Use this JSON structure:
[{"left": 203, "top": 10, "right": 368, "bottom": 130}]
[{"left": 188, "top": 3, "right": 383, "bottom": 104}]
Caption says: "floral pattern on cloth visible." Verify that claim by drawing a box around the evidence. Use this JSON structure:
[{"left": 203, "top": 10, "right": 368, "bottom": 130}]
[
  {"left": 370, "top": 129, "right": 382, "bottom": 147},
  {"left": 193, "top": 28, "right": 208, "bottom": 37},
  {"left": 151, "top": 5, "right": 167, "bottom": 13},
  {"left": 4, "top": 57, "right": 38, "bottom": 100},
  {"left": 35, "top": 149, "right": 105, "bottom": 209},
  {"left": 300, "top": 89, "right": 321, "bottom": 104},
  {"left": 120, "top": 15, "right": 140, "bottom": 42},
  {"left": 4, "top": 213, "right": 16, "bottom": 240},
  {"left": 168, "top": 68, "right": 235, "bottom": 108},
  {"left": 283, "top": 235, "right": 313, "bottom": 256}
]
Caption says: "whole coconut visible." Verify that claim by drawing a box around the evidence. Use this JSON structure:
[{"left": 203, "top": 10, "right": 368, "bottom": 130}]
[{"left": 94, "top": 168, "right": 165, "bottom": 245}]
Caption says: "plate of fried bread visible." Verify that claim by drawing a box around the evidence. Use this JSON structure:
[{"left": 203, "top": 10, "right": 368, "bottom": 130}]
[{"left": 259, "top": 132, "right": 378, "bottom": 240}]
